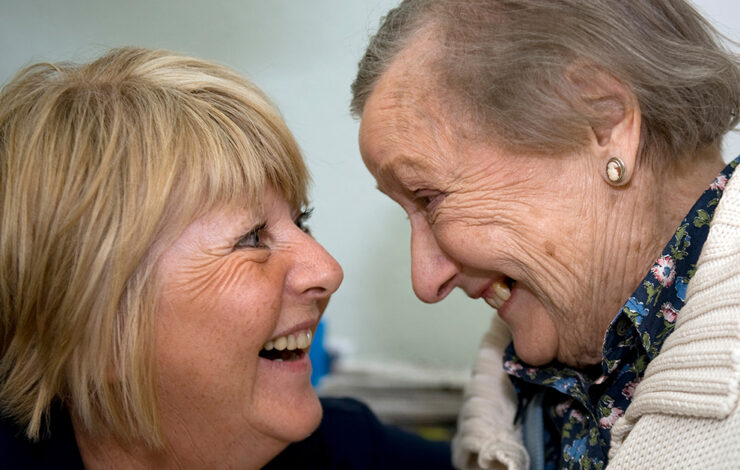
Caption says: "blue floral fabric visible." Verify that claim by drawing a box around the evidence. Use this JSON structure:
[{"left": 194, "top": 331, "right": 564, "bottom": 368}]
[{"left": 503, "top": 157, "right": 739, "bottom": 470}]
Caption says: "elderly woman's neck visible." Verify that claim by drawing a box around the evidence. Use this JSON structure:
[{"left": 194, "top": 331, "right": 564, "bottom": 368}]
[
  {"left": 622, "top": 146, "right": 725, "bottom": 265},
  {"left": 640, "top": 146, "right": 724, "bottom": 259},
  {"left": 580, "top": 146, "right": 727, "bottom": 367},
  {"left": 653, "top": 145, "right": 726, "bottom": 226}
]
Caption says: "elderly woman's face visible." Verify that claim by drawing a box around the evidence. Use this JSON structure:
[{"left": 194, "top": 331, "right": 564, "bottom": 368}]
[
  {"left": 359, "top": 49, "right": 616, "bottom": 367},
  {"left": 153, "top": 186, "right": 343, "bottom": 451}
]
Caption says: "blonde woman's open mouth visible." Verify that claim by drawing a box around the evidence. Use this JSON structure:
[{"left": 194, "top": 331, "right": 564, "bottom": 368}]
[{"left": 259, "top": 329, "right": 313, "bottom": 362}]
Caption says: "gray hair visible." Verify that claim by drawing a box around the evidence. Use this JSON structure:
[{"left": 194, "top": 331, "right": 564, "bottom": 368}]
[{"left": 351, "top": 0, "right": 740, "bottom": 160}]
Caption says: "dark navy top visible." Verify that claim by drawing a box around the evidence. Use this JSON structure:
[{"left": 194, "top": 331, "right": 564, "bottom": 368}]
[
  {"left": 0, "top": 397, "right": 453, "bottom": 469},
  {"left": 265, "top": 398, "right": 453, "bottom": 470}
]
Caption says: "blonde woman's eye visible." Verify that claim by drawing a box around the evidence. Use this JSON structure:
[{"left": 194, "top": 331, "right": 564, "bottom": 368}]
[
  {"left": 295, "top": 207, "right": 314, "bottom": 234},
  {"left": 234, "top": 223, "right": 268, "bottom": 250}
]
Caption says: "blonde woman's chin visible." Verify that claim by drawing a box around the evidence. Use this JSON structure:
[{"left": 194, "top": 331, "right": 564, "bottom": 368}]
[{"left": 253, "top": 353, "right": 324, "bottom": 444}]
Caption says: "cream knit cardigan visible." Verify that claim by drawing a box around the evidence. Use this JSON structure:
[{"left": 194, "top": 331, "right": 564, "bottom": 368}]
[{"left": 452, "top": 170, "right": 740, "bottom": 470}]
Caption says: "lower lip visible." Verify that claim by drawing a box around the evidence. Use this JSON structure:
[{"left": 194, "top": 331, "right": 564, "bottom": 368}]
[{"left": 258, "top": 350, "right": 312, "bottom": 374}]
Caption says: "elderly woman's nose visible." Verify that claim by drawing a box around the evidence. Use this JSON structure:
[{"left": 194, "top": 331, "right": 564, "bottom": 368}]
[
  {"left": 410, "top": 222, "right": 458, "bottom": 303},
  {"left": 288, "top": 233, "right": 344, "bottom": 301}
]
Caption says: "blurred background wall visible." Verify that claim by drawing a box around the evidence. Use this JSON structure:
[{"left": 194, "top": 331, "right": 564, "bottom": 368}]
[{"left": 2, "top": 0, "right": 739, "bottom": 376}]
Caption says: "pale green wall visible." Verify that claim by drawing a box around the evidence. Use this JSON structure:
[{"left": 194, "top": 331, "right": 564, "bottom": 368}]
[{"left": 2, "top": 0, "right": 738, "bottom": 372}]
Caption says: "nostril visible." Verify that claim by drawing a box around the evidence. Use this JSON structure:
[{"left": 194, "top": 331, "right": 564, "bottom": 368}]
[
  {"left": 436, "top": 276, "right": 455, "bottom": 300},
  {"left": 304, "top": 286, "right": 328, "bottom": 298}
]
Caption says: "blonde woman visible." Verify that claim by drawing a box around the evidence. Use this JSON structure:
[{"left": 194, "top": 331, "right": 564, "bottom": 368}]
[{"left": 0, "top": 48, "right": 452, "bottom": 469}]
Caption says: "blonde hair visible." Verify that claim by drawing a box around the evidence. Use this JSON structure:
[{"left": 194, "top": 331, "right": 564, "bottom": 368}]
[
  {"left": 351, "top": 0, "right": 740, "bottom": 161},
  {"left": 0, "top": 47, "right": 309, "bottom": 445}
]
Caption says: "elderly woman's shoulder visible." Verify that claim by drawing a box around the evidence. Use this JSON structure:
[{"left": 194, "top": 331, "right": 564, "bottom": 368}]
[{"left": 264, "top": 397, "right": 454, "bottom": 470}]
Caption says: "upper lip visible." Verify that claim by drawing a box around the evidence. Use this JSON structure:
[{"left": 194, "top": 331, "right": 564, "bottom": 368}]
[
  {"left": 268, "top": 318, "right": 319, "bottom": 341},
  {"left": 469, "top": 276, "right": 509, "bottom": 299},
  {"left": 470, "top": 281, "right": 494, "bottom": 299}
]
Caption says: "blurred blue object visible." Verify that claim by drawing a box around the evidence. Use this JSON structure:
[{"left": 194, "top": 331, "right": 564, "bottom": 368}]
[{"left": 310, "top": 321, "right": 330, "bottom": 387}]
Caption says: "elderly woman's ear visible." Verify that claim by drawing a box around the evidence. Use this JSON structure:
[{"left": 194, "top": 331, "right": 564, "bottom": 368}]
[{"left": 568, "top": 64, "right": 642, "bottom": 187}]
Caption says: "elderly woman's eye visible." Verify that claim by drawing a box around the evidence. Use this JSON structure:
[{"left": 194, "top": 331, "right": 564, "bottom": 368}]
[
  {"left": 295, "top": 207, "right": 314, "bottom": 234},
  {"left": 234, "top": 223, "right": 268, "bottom": 250},
  {"left": 414, "top": 189, "right": 444, "bottom": 212}
]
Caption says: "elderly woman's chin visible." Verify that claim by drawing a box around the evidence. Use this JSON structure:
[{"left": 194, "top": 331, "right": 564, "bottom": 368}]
[
  {"left": 499, "top": 284, "right": 561, "bottom": 367},
  {"left": 507, "top": 326, "right": 559, "bottom": 368}
]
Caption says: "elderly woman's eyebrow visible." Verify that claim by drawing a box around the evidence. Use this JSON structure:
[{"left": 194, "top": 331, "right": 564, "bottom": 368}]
[{"left": 377, "top": 153, "right": 436, "bottom": 186}]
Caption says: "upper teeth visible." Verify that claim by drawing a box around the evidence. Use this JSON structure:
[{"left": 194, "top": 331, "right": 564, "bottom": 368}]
[
  {"left": 485, "top": 280, "right": 511, "bottom": 309},
  {"left": 262, "top": 330, "right": 313, "bottom": 352}
]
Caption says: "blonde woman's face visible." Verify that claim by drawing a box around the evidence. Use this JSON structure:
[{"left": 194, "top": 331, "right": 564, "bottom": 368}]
[{"left": 153, "top": 186, "right": 342, "bottom": 460}]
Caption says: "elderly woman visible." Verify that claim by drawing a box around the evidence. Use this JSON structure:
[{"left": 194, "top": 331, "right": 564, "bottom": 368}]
[
  {"left": 352, "top": 1, "right": 740, "bottom": 469},
  {"left": 0, "top": 48, "right": 451, "bottom": 469}
]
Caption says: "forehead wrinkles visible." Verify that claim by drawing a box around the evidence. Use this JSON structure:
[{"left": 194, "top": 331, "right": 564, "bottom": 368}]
[{"left": 371, "top": 86, "right": 449, "bottom": 193}]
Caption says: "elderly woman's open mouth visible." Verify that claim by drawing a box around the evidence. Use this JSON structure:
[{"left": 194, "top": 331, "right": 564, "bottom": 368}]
[
  {"left": 259, "top": 329, "right": 313, "bottom": 362},
  {"left": 483, "top": 277, "right": 515, "bottom": 310}
]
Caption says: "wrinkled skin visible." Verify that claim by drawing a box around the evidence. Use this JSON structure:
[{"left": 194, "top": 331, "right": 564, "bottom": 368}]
[{"left": 358, "top": 32, "right": 722, "bottom": 367}]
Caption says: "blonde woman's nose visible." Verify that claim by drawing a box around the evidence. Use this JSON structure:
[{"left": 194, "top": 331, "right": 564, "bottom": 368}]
[{"left": 288, "top": 233, "right": 344, "bottom": 302}]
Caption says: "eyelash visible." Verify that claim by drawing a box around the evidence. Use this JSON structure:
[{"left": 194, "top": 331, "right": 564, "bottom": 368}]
[
  {"left": 295, "top": 207, "right": 314, "bottom": 234},
  {"left": 233, "top": 207, "right": 314, "bottom": 250},
  {"left": 234, "top": 222, "right": 268, "bottom": 250}
]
